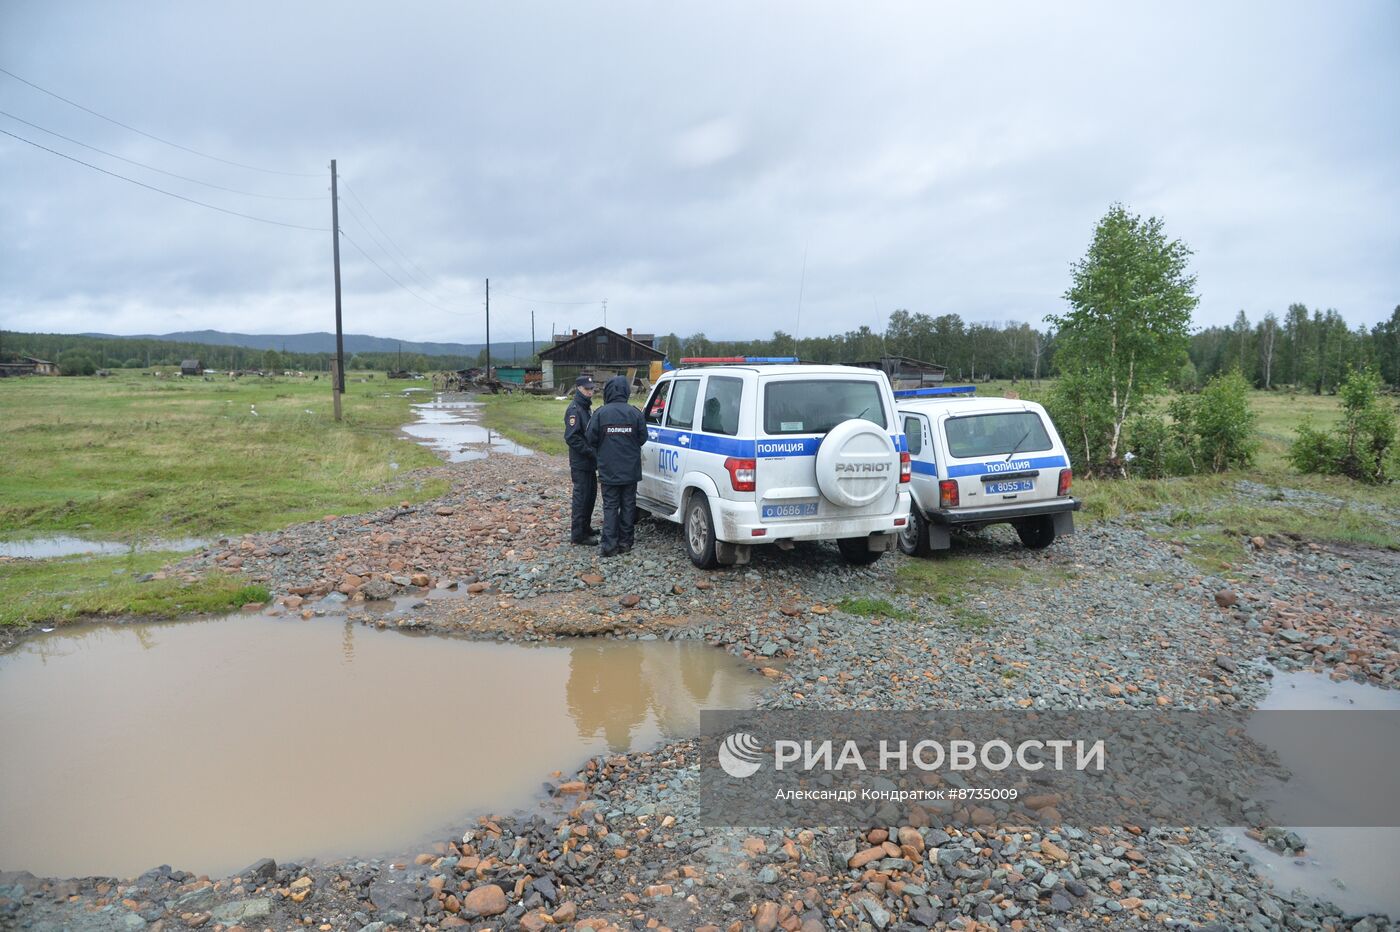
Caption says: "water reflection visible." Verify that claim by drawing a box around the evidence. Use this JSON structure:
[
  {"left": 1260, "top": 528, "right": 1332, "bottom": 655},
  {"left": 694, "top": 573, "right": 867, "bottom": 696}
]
[
  {"left": 401, "top": 397, "right": 534, "bottom": 462},
  {"left": 0, "top": 615, "right": 761, "bottom": 879}
]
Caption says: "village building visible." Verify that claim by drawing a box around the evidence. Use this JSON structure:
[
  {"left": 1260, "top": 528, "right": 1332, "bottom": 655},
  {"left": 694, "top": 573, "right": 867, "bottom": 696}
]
[
  {"left": 849, "top": 355, "right": 948, "bottom": 390},
  {"left": 0, "top": 356, "right": 58, "bottom": 377},
  {"left": 180, "top": 358, "right": 203, "bottom": 376},
  {"left": 537, "top": 326, "right": 666, "bottom": 390}
]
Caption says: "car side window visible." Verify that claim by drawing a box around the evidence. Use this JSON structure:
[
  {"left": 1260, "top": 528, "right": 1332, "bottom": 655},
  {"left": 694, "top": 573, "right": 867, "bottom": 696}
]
[
  {"left": 645, "top": 382, "right": 671, "bottom": 425},
  {"left": 903, "top": 415, "right": 923, "bottom": 456},
  {"left": 666, "top": 379, "right": 700, "bottom": 430},
  {"left": 700, "top": 376, "right": 743, "bottom": 436}
]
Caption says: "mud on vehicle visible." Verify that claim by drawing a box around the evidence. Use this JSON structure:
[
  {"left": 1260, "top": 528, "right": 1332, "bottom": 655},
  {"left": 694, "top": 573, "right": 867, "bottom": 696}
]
[{"left": 637, "top": 360, "right": 913, "bottom": 568}]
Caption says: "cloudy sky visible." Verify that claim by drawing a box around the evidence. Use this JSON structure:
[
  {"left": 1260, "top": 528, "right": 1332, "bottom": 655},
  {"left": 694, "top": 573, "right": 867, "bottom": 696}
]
[{"left": 2, "top": 1, "right": 1396, "bottom": 345}]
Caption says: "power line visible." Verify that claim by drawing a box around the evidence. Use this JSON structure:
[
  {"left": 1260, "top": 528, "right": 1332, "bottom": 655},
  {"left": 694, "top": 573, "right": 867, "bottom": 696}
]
[
  {"left": 0, "top": 65, "right": 320, "bottom": 177},
  {"left": 0, "top": 127, "right": 327, "bottom": 231},
  {"left": 337, "top": 175, "right": 598, "bottom": 312},
  {"left": 337, "top": 197, "right": 443, "bottom": 299},
  {"left": 0, "top": 109, "right": 326, "bottom": 201},
  {"left": 338, "top": 227, "right": 473, "bottom": 315},
  {"left": 339, "top": 179, "right": 438, "bottom": 290}
]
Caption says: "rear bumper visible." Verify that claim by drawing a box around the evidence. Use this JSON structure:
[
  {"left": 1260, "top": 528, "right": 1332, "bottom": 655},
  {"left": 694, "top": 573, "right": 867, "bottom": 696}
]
[
  {"left": 926, "top": 497, "right": 1080, "bottom": 526},
  {"left": 710, "top": 491, "right": 912, "bottom": 544}
]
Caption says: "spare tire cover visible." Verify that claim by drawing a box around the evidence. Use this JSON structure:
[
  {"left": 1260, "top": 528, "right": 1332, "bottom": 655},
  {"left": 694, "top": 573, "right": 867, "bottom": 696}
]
[{"left": 814, "top": 418, "right": 896, "bottom": 507}]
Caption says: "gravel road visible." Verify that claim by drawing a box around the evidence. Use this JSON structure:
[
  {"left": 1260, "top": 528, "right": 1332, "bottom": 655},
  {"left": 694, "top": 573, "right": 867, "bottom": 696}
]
[{"left": 6, "top": 400, "right": 1397, "bottom": 931}]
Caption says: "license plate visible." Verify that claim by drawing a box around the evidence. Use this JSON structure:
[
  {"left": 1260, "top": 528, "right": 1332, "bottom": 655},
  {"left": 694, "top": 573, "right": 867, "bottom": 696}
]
[
  {"left": 984, "top": 479, "right": 1034, "bottom": 494},
  {"left": 762, "top": 502, "right": 818, "bottom": 519}
]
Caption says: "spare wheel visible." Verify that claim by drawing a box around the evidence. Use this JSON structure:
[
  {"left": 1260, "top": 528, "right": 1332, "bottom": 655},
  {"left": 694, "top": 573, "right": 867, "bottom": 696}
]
[{"left": 814, "top": 418, "right": 896, "bottom": 507}]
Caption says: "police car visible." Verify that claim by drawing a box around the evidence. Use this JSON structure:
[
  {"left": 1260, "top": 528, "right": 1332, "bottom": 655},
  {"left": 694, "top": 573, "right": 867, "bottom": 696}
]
[
  {"left": 895, "top": 386, "right": 1079, "bottom": 555},
  {"left": 638, "top": 359, "right": 912, "bottom": 568}
]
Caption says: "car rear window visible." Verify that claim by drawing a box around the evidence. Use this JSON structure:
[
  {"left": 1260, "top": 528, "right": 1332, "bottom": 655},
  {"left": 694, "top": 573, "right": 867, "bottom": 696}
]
[
  {"left": 943, "top": 411, "right": 1052, "bottom": 459},
  {"left": 763, "top": 380, "right": 886, "bottom": 435}
]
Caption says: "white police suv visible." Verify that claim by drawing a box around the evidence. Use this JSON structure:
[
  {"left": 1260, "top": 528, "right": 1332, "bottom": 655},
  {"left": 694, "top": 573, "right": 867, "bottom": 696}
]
[
  {"left": 638, "top": 359, "right": 912, "bottom": 568},
  {"left": 895, "top": 387, "right": 1079, "bottom": 555}
]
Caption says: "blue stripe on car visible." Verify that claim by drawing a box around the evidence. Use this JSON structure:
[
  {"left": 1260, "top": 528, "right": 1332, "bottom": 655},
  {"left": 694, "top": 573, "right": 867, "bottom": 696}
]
[
  {"left": 644, "top": 430, "right": 909, "bottom": 458},
  {"left": 944, "top": 454, "right": 1068, "bottom": 478}
]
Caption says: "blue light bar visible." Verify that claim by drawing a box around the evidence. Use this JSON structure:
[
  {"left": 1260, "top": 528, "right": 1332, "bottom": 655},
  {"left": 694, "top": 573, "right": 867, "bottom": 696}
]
[
  {"left": 743, "top": 356, "right": 799, "bottom": 364},
  {"left": 893, "top": 385, "right": 977, "bottom": 398}
]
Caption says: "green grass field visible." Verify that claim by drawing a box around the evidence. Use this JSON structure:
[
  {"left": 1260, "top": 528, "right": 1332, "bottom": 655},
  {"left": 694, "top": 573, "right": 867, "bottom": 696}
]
[
  {"left": 0, "top": 370, "right": 446, "bottom": 540},
  {"left": 0, "top": 370, "right": 448, "bottom": 627},
  {"left": 0, "top": 551, "right": 270, "bottom": 627}
]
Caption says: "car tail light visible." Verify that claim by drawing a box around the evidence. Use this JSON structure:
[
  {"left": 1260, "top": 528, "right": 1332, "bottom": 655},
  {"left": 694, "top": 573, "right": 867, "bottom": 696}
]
[
  {"left": 938, "top": 479, "right": 959, "bottom": 509},
  {"left": 724, "top": 457, "right": 756, "bottom": 492},
  {"left": 1057, "top": 468, "right": 1072, "bottom": 496},
  {"left": 899, "top": 452, "right": 911, "bottom": 483}
]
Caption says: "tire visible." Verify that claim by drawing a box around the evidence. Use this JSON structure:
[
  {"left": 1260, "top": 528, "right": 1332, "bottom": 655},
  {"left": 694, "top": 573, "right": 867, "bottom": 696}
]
[
  {"left": 1015, "top": 515, "right": 1056, "bottom": 550},
  {"left": 683, "top": 491, "right": 720, "bottom": 569},
  {"left": 837, "top": 536, "right": 884, "bottom": 566},
  {"left": 898, "top": 503, "right": 932, "bottom": 557}
]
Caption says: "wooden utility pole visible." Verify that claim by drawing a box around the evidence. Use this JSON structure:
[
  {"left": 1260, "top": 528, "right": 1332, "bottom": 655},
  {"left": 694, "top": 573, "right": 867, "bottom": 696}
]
[
  {"left": 331, "top": 359, "right": 342, "bottom": 421},
  {"left": 330, "top": 159, "right": 346, "bottom": 416},
  {"left": 484, "top": 278, "right": 491, "bottom": 379},
  {"left": 530, "top": 310, "right": 535, "bottom": 361}
]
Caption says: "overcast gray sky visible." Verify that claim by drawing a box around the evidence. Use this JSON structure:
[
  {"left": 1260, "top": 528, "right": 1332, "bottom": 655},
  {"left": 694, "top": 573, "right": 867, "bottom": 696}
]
[{"left": 2, "top": 1, "right": 1396, "bottom": 345}]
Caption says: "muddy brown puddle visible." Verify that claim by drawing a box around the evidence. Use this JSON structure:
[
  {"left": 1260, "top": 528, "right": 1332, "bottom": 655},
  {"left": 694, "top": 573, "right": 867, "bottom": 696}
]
[{"left": 0, "top": 616, "right": 762, "bottom": 880}]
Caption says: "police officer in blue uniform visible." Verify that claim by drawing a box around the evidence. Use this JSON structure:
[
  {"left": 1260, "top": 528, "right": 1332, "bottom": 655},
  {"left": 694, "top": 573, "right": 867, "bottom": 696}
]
[
  {"left": 563, "top": 374, "right": 599, "bottom": 545},
  {"left": 584, "top": 375, "right": 647, "bottom": 556}
]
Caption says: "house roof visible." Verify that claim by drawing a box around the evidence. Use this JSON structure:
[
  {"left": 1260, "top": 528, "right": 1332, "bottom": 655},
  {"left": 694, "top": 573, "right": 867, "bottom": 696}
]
[
  {"left": 180, "top": 358, "right": 202, "bottom": 367},
  {"left": 538, "top": 326, "right": 665, "bottom": 362}
]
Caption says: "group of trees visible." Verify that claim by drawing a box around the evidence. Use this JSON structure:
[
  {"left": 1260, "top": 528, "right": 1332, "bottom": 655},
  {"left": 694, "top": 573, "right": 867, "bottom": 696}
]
[
  {"left": 655, "top": 316, "right": 1050, "bottom": 382},
  {"left": 0, "top": 330, "right": 543, "bottom": 376},
  {"left": 1187, "top": 304, "right": 1400, "bottom": 393}
]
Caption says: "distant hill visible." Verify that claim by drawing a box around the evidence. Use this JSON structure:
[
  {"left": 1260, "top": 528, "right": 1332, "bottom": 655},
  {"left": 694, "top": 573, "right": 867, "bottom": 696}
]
[{"left": 80, "top": 329, "right": 546, "bottom": 357}]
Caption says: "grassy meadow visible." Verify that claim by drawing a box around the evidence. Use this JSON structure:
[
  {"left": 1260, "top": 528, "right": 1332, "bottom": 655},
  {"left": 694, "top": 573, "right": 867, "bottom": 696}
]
[
  {"left": 0, "top": 370, "right": 446, "bottom": 540},
  {"left": 0, "top": 370, "right": 447, "bottom": 627}
]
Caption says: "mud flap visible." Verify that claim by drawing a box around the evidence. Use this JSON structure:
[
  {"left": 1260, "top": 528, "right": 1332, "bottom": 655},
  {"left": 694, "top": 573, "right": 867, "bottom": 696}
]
[
  {"left": 867, "top": 532, "right": 897, "bottom": 553},
  {"left": 715, "top": 542, "right": 751, "bottom": 566},
  {"left": 927, "top": 524, "right": 952, "bottom": 551},
  {"left": 1053, "top": 511, "right": 1075, "bottom": 537}
]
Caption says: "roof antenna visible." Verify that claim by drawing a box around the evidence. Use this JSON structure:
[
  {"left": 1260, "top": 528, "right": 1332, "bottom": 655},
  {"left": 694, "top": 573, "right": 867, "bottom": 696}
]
[{"left": 794, "top": 236, "right": 810, "bottom": 344}]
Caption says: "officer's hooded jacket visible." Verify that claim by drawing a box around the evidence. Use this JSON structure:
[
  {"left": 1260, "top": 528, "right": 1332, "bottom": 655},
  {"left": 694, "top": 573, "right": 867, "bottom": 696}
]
[
  {"left": 584, "top": 375, "right": 647, "bottom": 485},
  {"left": 563, "top": 386, "right": 595, "bottom": 470}
]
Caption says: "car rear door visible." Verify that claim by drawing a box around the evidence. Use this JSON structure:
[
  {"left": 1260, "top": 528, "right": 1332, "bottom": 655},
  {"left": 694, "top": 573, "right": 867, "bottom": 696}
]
[
  {"left": 938, "top": 406, "right": 1067, "bottom": 511},
  {"left": 755, "top": 374, "right": 898, "bottom": 522}
]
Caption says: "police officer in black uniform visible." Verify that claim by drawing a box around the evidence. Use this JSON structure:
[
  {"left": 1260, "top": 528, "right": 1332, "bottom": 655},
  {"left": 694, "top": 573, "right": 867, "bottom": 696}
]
[
  {"left": 584, "top": 375, "right": 647, "bottom": 556},
  {"left": 563, "top": 374, "right": 599, "bottom": 545}
]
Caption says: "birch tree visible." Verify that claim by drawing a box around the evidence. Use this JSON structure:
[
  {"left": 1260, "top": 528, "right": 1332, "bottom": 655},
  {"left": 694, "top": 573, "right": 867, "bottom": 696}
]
[{"left": 1047, "top": 204, "right": 1197, "bottom": 474}]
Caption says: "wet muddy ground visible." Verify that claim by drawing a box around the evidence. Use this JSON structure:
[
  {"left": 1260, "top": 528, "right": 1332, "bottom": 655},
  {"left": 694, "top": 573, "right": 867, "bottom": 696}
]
[{"left": 2, "top": 393, "right": 1398, "bottom": 930}]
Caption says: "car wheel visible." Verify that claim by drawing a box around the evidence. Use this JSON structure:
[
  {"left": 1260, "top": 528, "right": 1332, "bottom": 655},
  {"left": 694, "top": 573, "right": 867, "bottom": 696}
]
[
  {"left": 897, "top": 503, "right": 932, "bottom": 557},
  {"left": 683, "top": 492, "right": 719, "bottom": 569},
  {"left": 1015, "top": 515, "right": 1056, "bottom": 550},
  {"left": 836, "top": 536, "right": 884, "bottom": 566}
]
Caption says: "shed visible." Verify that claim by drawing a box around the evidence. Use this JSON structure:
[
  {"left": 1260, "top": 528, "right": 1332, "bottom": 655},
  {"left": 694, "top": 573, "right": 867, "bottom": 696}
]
[
  {"left": 21, "top": 356, "right": 58, "bottom": 376},
  {"left": 849, "top": 355, "right": 947, "bottom": 389},
  {"left": 0, "top": 361, "right": 37, "bottom": 377},
  {"left": 180, "top": 358, "right": 203, "bottom": 376},
  {"left": 538, "top": 326, "right": 665, "bottom": 389}
]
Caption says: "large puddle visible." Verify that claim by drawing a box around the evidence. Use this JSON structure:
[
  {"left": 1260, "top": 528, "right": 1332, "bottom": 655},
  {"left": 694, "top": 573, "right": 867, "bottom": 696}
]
[
  {"left": 1223, "top": 668, "right": 1400, "bottom": 919},
  {"left": 401, "top": 396, "right": 533, "bottom": 461},
  {"left": 0, "top": 536, "right": 211, "bottom": 559},
  {"left": 0, "top": 616, "right": 762, "bottom": 880}
]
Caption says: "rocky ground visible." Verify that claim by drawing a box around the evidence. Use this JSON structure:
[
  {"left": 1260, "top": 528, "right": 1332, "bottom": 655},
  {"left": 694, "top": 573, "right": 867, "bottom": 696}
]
[{"left": 4, "top": 399, "right": 1398, "bottom": 931}]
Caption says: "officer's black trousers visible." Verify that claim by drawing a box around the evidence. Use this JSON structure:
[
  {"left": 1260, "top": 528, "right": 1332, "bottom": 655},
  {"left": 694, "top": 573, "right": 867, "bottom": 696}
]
[
  {"left": 570, "top": 467, "right": 598, "bottom": 542},
  {"left": 599, "top": 482, "right": 637, "bottom": 553}
]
